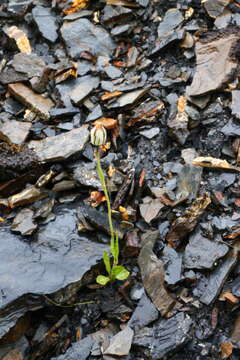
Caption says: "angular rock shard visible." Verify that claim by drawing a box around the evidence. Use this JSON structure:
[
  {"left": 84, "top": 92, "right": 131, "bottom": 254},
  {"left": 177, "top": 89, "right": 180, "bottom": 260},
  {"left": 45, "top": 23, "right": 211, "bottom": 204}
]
[
  {"left": 28, "top": 127, "right": 89, "bottom": 163},
  {"left": 186, "top": 28, "right": 240, "bottom": 97}
]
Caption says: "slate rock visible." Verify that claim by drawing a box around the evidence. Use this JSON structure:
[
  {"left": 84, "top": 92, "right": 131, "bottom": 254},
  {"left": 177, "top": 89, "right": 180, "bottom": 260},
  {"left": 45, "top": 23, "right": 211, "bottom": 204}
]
[
  {"left": 0, "top": 120, "right": 31, "bottom": 145},
  {"left": 128, "top": 292, "right": 159, "bottom": 329},
  {"left": 51, "top": 336, "right": 93, "bottom": 360},
  {"left": 231, "top": 90, "right": 240, "bottom": 120},
  {"left": 32, "top": 6, "right": 58, "bottom": 43},
  {"left": 162, "top": 246, "right": 182, "bottom": 285},
  {"left": 200, "top": 250, "right": 238, "bottom": 305},
  {"left": 139, "top": 127, "right": 160, "bottom": 139},
  {"left": 232, "top": 276, "right": 240, "bottom": 297},
  {"left": 186, "top": 28, "right": 240, "bottom": 96},
  {"left": 28, "top": 127, "right": 89, "bottom": 163},
  {"left": 110, "top": 89, "right": 147, "bottom": 108},
  {"left": 184, "top": 232, "right": 229, "bottom": 269},
  {"left": 140, "top": 197, "right": 164, "bottom": 223},
  {"left": 176, "top": 165, "right": 202, "bottom": 201},
  {"left": 11, "top": 53, "right": 46, "bottom": 78},
  {"left": 61, "top": 18, "right": 115, "bottom": 59},
  {"left": 203, "top": 0, "right": 231, "bottom": 18},
  {"left": 103, "top": 326, "right": 134, "bottom": 357},
  {"left": 8, "top": 82, "right": 54, "bottom": 120},
  {"left": 152, "top": 29, "right": 185, "bottom": 53},
  {"left": 158, "top": 8, "right": 184, "bottom": 38},
  {"left": 73, "top": 163, "right": 101, "bottom": 190},
  {"left": 70, "top": 76, "right": 99, "bottom": 105},
  {"left": 0, "top": 207, "right": 108, "bottom": 313},
  {"left": 221, "top": 119, "right": 240, "bottom": 136},
  {"left": 150, "top": 313, "right": 192, "bottom": 359}
]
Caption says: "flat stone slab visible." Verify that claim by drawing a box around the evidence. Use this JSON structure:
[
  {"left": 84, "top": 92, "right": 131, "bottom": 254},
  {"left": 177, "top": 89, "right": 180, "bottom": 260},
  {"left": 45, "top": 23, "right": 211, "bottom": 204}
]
[
  {"left": 0, "top": 119, "right": 31, "bottom": 145},
  {"left": 184, "top": 232, "right": 229, "bottom": 269},
  {"left": 187, "top": 28, "right": 240, "bottom": 96},
  {"left": 32, "top": 6, "right": 58, "bottom": 43},
  {"left": 61, "top": 18, "right": 115, "bottom": 59},
  {"left": 8, "top": 82, "right": 54, "bottom": 120},
  {"left": 28, "top": 127, "right": 89, "bottom": 163},
  {"left": 0, "top": 207, "right": 108, "bottom": 313}
]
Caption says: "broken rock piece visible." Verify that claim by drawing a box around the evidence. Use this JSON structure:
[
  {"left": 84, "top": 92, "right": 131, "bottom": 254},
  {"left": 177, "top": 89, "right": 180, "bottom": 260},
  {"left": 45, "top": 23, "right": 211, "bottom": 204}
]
[
  {"left": 61, "top": 18, "right": 115, "bottom": 59},
  {"left": 28, "top": 127, "right": 89, "bottom": 163},
  {"left": 12, "top": 53, "right": 46, "bottom": 78},
  {"left": 70, "top": 76, "right": 100, "bottom": 105},
  {"left": 8, "top": 83, "right": 54, "bottom": 120},
  {"left": 0, "top": 120, "right": 31, "bottom": 145},
  {"left": 9, "top": 186, "right": 48, "bottom": 208},
  {"left": 140, "top": 197, "right": 164, "bottom": 223},
  {"left": 192, "top": 156, "right": 240, "bottom": 172},
  {"left": 186, "top": 28, "right": 240, "bottom": 97},
  {"left": 32, "top": 6, "right": 58, "bottom": 43},
  {"left": 138, "top": 231, "right": 175, "bottom": 316},
  {"left": 203, "top": 0, "right": 231, "bottom": 18},
  {"left": 103, "top": 326, "right": 134, "bottom": 356}
]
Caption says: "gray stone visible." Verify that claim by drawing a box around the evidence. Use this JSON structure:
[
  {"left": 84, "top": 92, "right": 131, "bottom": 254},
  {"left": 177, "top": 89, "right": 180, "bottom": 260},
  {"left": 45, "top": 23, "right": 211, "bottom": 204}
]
[
  {"left": 162, "top": 246, "right": 182, "bottom": 285},
  {"left": 187, "top": 29, "right": 239, "bottom": 96},
  {"left": 231, "top": 90, "right": 240, "bottom": 119},
  {"left": 61, "top": 18, "right": 115, "bottom": 59},
  {"left": 11, "top": 53, "right": 46, "bottom": 78},
  {"left": 139, "top": 127, "right": 160, "bottom": 139},
  {"left": 128, "top": 293, "right": 159, "bottom": 329},
  {"left": 28, "top": 127, "right": 89, "bottom": 163},
  {"left": 184, "top": 232, "right": 229, "bottom": 269},
  {"left": 73, "top": 163, "right": 101, "bottom": 190},
  {"left": 158, "top": 8, "right": 184, "bottom": 38},
  {"left": 103, "top": 326, "right": 134, "bottom": 357},
  {"left": 0, "top": 119, "right": 31, "bottom": 145},
  {"left": 150, "top": 313, "right": 192, "bottom": 359},
  {"left": 32, "top": 6, "right": 58, "bottom": 43},
  {"left": 203, "top": 0, "right": 231, "bottom": 18},
  {"left": 0, "top": 207, "right": 108, "bottom": 316},
  {"left": 200, "top": 250, "right": 238, "bottom": 305},
  {"left": 52, "top": 336, "right": 93, "bottom": 360},
  {"left": 70, "top": 76, "right": 99, "bottom": 104}
]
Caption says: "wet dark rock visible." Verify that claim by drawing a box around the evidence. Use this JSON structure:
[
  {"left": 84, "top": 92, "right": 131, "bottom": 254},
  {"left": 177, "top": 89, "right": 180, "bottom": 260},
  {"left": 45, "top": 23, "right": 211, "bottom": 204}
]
[
  {"left": 184, "top": 231, "right": 229, "bottom": 269},
  {"left": 138, "top": 231, "right": 175, "bottom": 316},
  {"left": 50, "top": 107, "right": 79, "bottom": 119},
  {"left": 0, "top": 120, "right": 31, "bottom": 145},
  {"left": 157, "top": 8, "right": 184, "bottom": 38},
  {"left": 129, "top": 292, "right": 159, "bottom": 329},
  {"left": 221, "top": 119, "right": 240, "bottom": 136},
  {"left": 231, "top": 90, "right": 240, "bottom": 119},
  {"left": 70, "top": 76, "right": 99, "bottom": 105},
  {"left": 203, "top": 0, "right": 231, "bottom": 18},
  {"left": 0, "top": 307, "right": 26, "bottom": 339},
  {"left": 162, "top": 246, "right": 182, "bottom": 285},
  {"left": 103, "top": 326, "right": 134, "bottom": 357},
  {"left": 32, "top": 6, "right": 58, "bottom": 43},
  {"left": 11, "top": 208, "right": 37, "bottom": 235},
  {"left": 11, "top": 53, "right": 46, "bottom": 78},
  {"left": 150, "top": 313, "right": 193, "bottom": 359},
  {"left": 187, "top": 28, "right": 240, "bottom": 96},
  {"left": 0, "top": 207, "right": 108, "bottom": 312},
  {"left": 3, "top": 98, "right": 24, "bottom": 115},
  {"left": 200, "top": 250, "right": 238, "bottom": 305},
  {"left": 79, "top": 205, "right": 125, "bottom": 239},
  {"left": 8, "top": 83, "right": 54, "bottom": 120},
  {"left": 231, "top": 276, "right": 240, "bottom": 297},
  {"left": 73, "top": 163, "right": 101, "bottom": 190},
  {"left": 28, "top": 127, "right": 89, "bottom": 163},
  {"left": 61, "top": 18, "right": 115, "bottom": 59},
  {"left": 52, "top": 336, "right": 93, "bottom": 360}
]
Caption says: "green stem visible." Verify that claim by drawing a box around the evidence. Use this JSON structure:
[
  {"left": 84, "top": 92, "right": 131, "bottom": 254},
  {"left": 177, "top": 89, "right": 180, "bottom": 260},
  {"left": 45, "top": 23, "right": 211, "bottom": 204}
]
[{"left": 96, "top": 149, "right": 115, "bottom": 256}]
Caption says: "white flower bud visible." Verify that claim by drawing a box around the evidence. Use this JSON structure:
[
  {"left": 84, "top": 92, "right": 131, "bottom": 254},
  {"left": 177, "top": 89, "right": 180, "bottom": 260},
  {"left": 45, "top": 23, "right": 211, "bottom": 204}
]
[{"left": 90, "top": 125, "right": 107, "bottom": 146}]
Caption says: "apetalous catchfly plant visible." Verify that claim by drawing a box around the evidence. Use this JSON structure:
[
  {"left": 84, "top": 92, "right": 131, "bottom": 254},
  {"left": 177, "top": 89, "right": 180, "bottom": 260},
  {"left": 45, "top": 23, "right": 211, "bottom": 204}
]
[{"left": 90, "top": 124, "right": 129, "bottom": 285}]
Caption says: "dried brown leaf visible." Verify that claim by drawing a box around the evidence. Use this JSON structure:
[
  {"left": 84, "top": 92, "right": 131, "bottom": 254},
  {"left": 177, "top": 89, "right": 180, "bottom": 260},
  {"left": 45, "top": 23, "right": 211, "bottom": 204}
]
[
  {"left": 101, "top": 91, "right": 123, "bottom": 101},
  {"left": 192, "top": 156, "right": 240, "bottom": 172},
  {"left": 93, "top": 118, "right": 118, "bottom": 130}
]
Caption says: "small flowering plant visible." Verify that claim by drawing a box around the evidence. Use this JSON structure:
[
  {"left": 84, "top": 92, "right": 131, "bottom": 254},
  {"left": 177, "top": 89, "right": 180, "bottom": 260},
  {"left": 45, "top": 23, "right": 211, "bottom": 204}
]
[{"left": 90, "top": 124, "right": 129, "bottom": 285}]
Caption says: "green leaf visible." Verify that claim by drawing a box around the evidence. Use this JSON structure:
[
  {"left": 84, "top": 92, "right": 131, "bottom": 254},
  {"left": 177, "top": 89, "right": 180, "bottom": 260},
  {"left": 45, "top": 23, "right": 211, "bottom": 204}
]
[
  {"left": 111, "top": 266, "right": 130, "bottom": 281},
  {"left": 96, "top": 275, "right": 110, "bottom": 285},
  {"left": 103, "top": 251, "right": 111, "bottom": 275}
]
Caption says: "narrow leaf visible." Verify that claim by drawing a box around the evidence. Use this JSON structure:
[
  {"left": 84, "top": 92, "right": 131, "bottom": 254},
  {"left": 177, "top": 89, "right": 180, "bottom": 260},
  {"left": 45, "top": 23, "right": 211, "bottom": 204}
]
[{"left": 103, "top": 251, "right": 111, "bottom": 275}]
